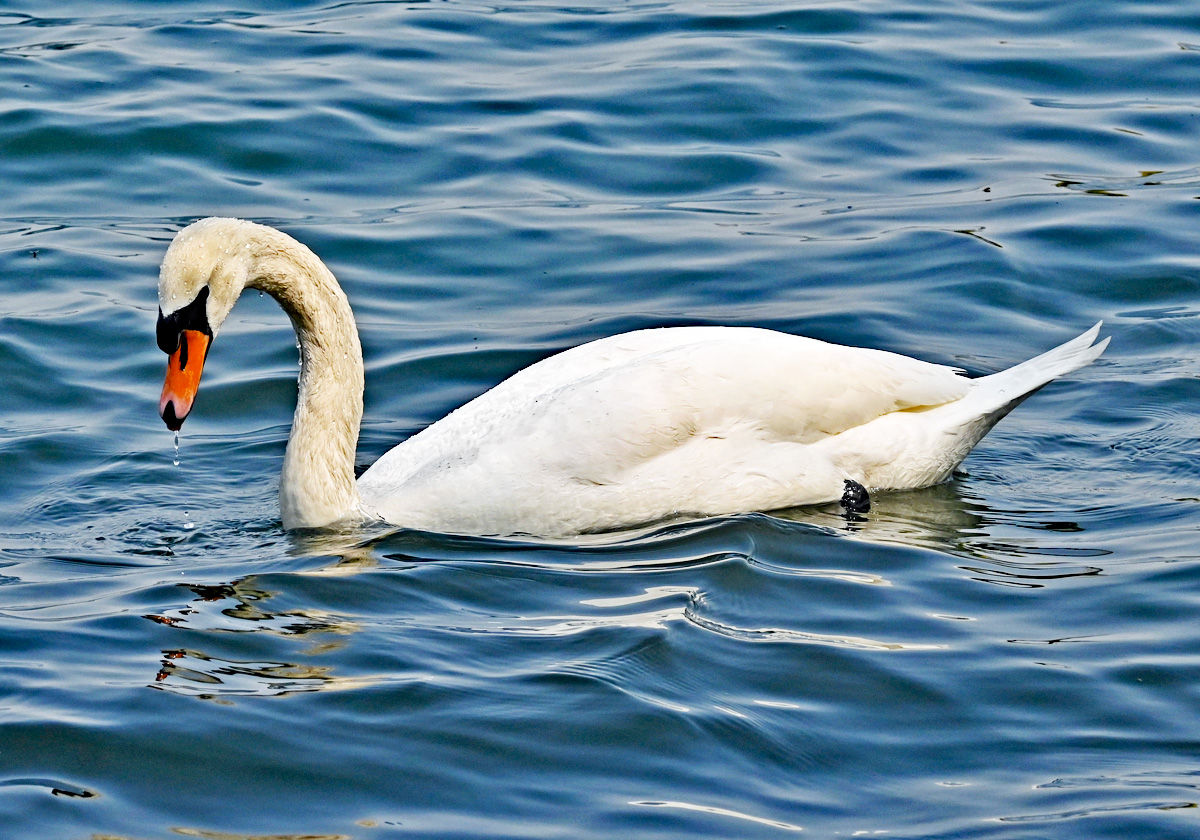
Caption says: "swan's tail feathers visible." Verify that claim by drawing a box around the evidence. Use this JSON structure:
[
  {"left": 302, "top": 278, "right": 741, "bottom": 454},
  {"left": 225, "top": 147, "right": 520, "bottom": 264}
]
[{"left": 965, "top": 321, "right": 1108, "bottom": 421}]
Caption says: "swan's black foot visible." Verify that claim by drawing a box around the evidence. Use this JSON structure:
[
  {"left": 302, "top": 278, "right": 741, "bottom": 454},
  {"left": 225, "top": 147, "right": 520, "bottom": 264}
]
[{"left": 841, "top": 479, "right": 871, "bottom": 514}]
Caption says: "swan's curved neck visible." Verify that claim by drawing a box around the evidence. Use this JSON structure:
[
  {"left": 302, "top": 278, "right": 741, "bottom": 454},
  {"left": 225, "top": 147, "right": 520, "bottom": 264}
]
[{"left": 245, "top": 233, "right": 365, "bottom": 529}]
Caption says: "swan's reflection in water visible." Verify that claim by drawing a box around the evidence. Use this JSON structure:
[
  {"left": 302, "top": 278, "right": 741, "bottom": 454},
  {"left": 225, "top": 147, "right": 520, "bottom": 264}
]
[
  {"left": 290, "top": 477, "right": 1111, "bottom": 591},
  {"left": 148, "top": 478, "right": 1110, "bottom": 696},
  {"left": 146, "top": 578, "right": 359, "bottom": 639},
  {"left": 278, "top": 472, "right": 1090, "bottom": 543},
  {"left": 776, "top": 480, "right": 990, "bottom": 550},
  {"left": 777, "top": 479, "right": 1111, "bottom": 587},
  {"left": 146, "top": 576, "right": 366, "bottom": 698},
  {"left": 154, "top": 650, "right": 358, "bottom": 698}
]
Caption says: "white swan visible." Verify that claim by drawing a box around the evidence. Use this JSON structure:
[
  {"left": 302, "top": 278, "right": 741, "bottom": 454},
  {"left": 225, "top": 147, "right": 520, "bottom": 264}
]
[{"left": 157, "top": 218, "right": 1108, "bottom": 537}]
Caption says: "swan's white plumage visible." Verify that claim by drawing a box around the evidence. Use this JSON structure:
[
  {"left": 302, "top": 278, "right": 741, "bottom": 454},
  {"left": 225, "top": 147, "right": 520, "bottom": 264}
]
[{"left": 157, "top": 218, "right": 1108, "bottom": 537}]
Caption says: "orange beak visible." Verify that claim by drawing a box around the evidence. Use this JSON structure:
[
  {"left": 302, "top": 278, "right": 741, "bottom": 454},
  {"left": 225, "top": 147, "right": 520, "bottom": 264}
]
[{"left": 160, "top": 329, "right": 211, "bottom": 431}]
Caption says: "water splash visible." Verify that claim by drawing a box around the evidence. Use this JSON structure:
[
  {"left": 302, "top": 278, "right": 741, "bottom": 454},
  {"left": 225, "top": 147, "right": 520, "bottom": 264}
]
[{"left": 172, "top": 430, "right": 180, "bottom": 467}]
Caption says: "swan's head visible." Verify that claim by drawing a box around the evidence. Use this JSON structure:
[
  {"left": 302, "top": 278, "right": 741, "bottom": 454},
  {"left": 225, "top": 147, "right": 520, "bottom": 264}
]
[{"left": 157, "top": 217, "right": 259, "bottom": 430}]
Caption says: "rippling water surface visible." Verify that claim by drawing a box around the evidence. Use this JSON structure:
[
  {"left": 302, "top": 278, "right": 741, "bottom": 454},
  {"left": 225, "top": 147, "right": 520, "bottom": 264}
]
[{"left": 2, "top": 1, "right": 1199, "bottom": 838}]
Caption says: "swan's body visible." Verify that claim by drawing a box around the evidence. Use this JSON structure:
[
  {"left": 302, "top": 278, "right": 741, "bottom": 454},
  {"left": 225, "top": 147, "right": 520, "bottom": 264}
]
[{"left": 157, "top": 218, "right": 1108, "bottom": 537}]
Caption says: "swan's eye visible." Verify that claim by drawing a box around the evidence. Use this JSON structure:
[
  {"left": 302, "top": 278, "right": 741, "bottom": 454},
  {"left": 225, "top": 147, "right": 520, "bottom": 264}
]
[{"left": 157, "top": 286, "right": 212, "bottom": 355}]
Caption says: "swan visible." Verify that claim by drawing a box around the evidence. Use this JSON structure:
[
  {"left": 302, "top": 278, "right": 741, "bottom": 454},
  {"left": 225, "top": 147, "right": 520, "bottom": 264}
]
[{"left": 156, "top": 217, "right": 1108, "bottom": 537}]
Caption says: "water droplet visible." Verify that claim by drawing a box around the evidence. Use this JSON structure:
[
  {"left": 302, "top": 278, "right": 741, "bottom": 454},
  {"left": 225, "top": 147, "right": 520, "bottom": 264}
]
[{"left": 172, "top": 435, "right": 194, "bottom": 529}]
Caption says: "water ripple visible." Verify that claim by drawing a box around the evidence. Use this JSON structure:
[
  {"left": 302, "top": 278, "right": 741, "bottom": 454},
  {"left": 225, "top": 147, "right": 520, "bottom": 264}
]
[
  {"left": 632, "top": 799, "right": 804, "bottom": 832},
  {"left": 152, "top": 648, "right": 378, "bottom": 698}
]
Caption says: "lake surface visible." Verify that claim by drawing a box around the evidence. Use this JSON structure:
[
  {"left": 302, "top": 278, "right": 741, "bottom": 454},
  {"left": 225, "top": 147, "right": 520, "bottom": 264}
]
[{"left": 1, "top": 1, "right": 1199, "bottom": 838}]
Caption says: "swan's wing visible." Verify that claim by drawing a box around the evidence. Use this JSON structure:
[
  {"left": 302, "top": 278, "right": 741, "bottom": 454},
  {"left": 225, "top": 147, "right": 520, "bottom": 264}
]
[{"left": 361, "top": 327, "right": 969, "bottom": 489}]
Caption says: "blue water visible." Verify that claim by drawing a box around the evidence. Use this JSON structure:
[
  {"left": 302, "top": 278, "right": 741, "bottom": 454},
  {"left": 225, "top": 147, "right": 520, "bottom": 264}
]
[{"left": 2, "top": 1, "right": 1199, "bottom": 838}]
